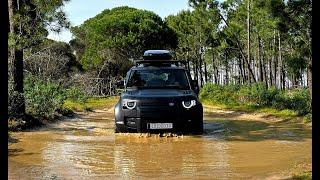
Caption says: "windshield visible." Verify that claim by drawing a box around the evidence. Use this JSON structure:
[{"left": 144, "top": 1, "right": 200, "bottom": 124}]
[{"left": 126, "top": 69, "right": 190, "bottom": 90}]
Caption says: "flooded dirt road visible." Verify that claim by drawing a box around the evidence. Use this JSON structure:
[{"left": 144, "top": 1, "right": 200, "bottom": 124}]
[{"left": 9, "top": 106, "right": 311, "bottom": 179}]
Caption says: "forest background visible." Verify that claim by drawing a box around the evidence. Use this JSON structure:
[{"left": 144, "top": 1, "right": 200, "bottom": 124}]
[{"left": 8, "top": 0, "right": 312, "bottom": 129}]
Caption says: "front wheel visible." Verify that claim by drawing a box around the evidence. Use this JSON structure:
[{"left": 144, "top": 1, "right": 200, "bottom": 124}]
[
  {"left": 115, "top": 124, "right": 127, "bottom": 133},
  {"left": 191, "top": 112, "right": 203, "bottom": 134},
  {"left": 192, "top": 120, "right": 203, "bottom": 134}
]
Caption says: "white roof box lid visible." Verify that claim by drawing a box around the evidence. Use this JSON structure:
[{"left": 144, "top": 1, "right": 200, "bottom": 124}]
[{"left": 143, "top": 50, "right": 172, "bottom": 60}]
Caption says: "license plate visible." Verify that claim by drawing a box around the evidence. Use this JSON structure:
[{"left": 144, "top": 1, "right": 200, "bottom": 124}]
[{"left": 148, "top": 123, "right": 173, "bottom": 129}]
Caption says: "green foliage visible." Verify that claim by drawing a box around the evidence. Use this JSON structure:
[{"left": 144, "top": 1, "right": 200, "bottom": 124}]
[
  {"left": 199, "top": 83, "right": 239, "bottom": 106},
  {"left": 237, "top": 83, "right": 279, "bottom": 107},
  {"left": 8, "top": 87, "right": 25, "bottom": 118},
  {"left": 303, "top": 113, "right": 312, "bottom": 124},
  {"left": 200, "top": 83, "right": 311, "bottom": 116},
  {"left": 9, "top": 0, "right": 70, "bottom": 50},
  {"left": 9, "top": 0, "right": 71, "bottom": 119},
  {"left": 71, "top": 6, "right": 177, "bottom": 74},
  {"left": 276, "top": 88, "right": 311, "bottom": 115},
  {"left": 63, "top": 96, "right": 119, "bottom": 112},
  {"left": 166, "top": 2, "right": 221, "bottom": 63},
  {"left": 65, "top": 86, "right": 88, "bottom": 105},
  {"left": 291, "top": 171, "right": 312, "bottom": 180},
  {"left": 24, "top": 75, "right": 67, "bottom": 119},
  {"left": 10, "top": 75, "right": 90, "bottom": 119}
]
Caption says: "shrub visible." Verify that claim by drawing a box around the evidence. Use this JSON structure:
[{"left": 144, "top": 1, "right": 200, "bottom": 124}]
[
  {"left": 24, "top": 75, "right": 67, "bottom": 119},
  {"left": 8, "top": 89, "right": 25, "bottom": 118},
  {"left": 303, "top": 113, "right": 312, "bottom": 123},
  {"left": 199, "top": 83, "right": 238, "bottom": 106},
  {"left": 236, "top": 83, "right": 279, "bottom": 107},
  {"left": 265, "top": 86, "right": 280, "bottom": 105},
  {"left": 286, "top": 88, "right": 311, "bottom": 115},
  {"left": 200, "top": 83, "right": 311, "bottom": 116},
  {"left": 250, "top": 83, "right": 269, "bottom": 106},
  {"left": 65, "top": 86, "right": 88, "bottom": 104},
  {"left": 272, "top": 90, "right": 287, "bottom": 109},
  {"left": 237, "top": 84, "right": 253, "bottom": 105}
]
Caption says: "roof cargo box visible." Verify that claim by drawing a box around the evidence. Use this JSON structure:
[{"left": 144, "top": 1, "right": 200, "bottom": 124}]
[{"left": 143, "top": 50, "right": 172, "bottom": 60}]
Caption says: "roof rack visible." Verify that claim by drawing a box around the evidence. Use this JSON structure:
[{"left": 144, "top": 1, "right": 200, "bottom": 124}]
[{"left": 134, "top": 60, "right": 187, "bottom": 67}]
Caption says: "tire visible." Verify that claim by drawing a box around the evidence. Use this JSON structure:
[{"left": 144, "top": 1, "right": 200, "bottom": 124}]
[
  {"left": 192, "top": 121, "right": 203, "bottom": 134},
  {"left": 192, "top": 115, "right": 203, "bottom": 134},
  {"left": 115, "top": 124, "right": 127, "bottom": 133},
  {"left": 115, "top": 126, "right": 119, "bottom": 133}
]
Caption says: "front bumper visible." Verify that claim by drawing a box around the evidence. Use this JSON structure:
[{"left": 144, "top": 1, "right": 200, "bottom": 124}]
[{"left": 115, "top": 100, "right": 203, "bottom": 133}]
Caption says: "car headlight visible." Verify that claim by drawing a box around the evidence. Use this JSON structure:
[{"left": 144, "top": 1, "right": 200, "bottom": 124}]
[
  {"left": 182, "top": 100, "right": 196, "bottom": 109},
  {"left": 123, "top": 100, "right": 136, "bottom": 109}
]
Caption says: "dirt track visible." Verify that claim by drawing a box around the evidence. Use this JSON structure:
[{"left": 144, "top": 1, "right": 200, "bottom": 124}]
[{"left": 9, "top": 106, "right": 311, "bottom": 179}]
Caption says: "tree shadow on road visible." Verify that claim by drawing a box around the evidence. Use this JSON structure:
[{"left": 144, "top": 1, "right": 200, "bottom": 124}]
[{"left": 8, "top": 148, "right": 39, "bottom": 157}]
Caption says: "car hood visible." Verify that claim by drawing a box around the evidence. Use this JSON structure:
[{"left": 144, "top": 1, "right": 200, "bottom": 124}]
[{"left": 121, "top": 89, "right": 196, "bottom": 99}]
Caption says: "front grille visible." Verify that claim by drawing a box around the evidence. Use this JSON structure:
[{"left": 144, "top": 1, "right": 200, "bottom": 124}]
[
  {"left": 139, "top": 106, "right": 177, "bottom": 119},
  {"left": 140, "top": 100, "right": 174, "bottom": 107},
  {"left": 136, "top": 98, "right": 179, "bottom": 119}
]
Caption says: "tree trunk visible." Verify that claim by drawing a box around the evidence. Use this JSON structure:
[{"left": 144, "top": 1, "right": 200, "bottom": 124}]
[
  {"left": 187, "top": 60, "right": 190, "bottom": 72},
  {"left": 194, "top": 59, "right": 199, "bottom": 83},
  {"left": 247, "top": 0, "right": 251, "bottom": 83},
  {"left": 199, "top": 53, "right": 203, "bottom": 87},
  {"left": 225, "top": 53, "right": 229, "bottom": 85},
  {"left": 8, "top": 0, "right": 14, "bottom": 78},
  {"left": 9, "top": 0, "right": 25, "bottom": 115},
  {"left": 273, "top": 30, "right": 278, "bottom": 88},
  {"left": 238, "top": 52, "right": 244, "bottom": 84},
  {"left": 192, "top": 60, "right": 197, "bottom": 81},
  {"left": 261, "top": 40, "right": 268, "bottom": 87},
  {"left": 242, "top": 57, "right": 246, "bottom": 84},
  {"left": 278, "top": 31, "right": 283, "bottom": 89},
  {"left": 213, "top": 57, "right": 219, "bottom": 84},
  {"left": 258, "top": 36, "right": 264, "bottom": 82},
  {"left": 281, "top": 64, "right": 286, "bottom": 90},
  {"left": 217, "top": 55, "right": 221, "bottom": 85},
  {"left": 204, "top": 60, "right": 208, "bottom": 84},
  {"left": 269, "top": 57, "right": 273, "bottom": 86},
  {"left": 219, "top": 11, "right": 255, "bottom": 83},
  {"left": 307, "top": 58, "right": 312, "bottom": 100},
  {"left": 212, "top": 51, "right": 217, "bottom": 83},
  {"left": 186, "top": 52, "right": 190, "bottom": 72}
]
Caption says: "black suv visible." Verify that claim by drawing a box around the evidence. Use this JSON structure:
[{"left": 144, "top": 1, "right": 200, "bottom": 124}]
[{"left": 114, "top": 50, "right": 203, "bottom": 134}]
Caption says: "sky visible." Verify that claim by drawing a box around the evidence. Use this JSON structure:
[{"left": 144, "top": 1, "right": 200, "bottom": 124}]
[{"left": 47, "top": 0, "right": 192, "bottom": 43}]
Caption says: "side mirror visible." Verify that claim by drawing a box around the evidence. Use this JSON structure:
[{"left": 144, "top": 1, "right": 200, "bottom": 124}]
[
  {"left": 191, "top": 80, "right": 199, "bottom": 95},
  {"left": 116, "top": 80, "right": 124, "bottom": 89}
]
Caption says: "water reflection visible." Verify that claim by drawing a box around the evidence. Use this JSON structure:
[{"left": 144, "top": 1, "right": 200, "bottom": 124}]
[
  {"left": 113, "top": 135, "right": 231, "bottom": 178},
  {"left": 8, "top": 111, "right": 311, "bottom": 179}
]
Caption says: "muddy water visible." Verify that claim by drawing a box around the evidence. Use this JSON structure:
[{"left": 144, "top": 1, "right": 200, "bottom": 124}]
[{"left": 9, "top": 107, "right": 311, "bottom": 179}]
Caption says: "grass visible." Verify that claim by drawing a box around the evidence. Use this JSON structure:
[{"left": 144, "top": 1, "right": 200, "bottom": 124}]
[
  {"left": 63, "top": 96, "right": 119, "bottom": 112},
  {"left": 65, "top": 96, "right": 300, "bottom": 119},
  {"left": 8, "top": 97, "right": 119, "bottom": 132},
  {"left": 63, "top": 95, "right": 304, "bottom": 121},
  {"left": 291, "top": 171, "right": 312, "bottom": 180},
  {"left": 201, "top": 99, "right": 298, "bottom": 119}
]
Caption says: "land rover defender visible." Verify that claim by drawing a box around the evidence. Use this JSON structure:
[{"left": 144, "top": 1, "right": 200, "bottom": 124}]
[{"left": 114, "top": 50, "right": 203, "bottom": 134}]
